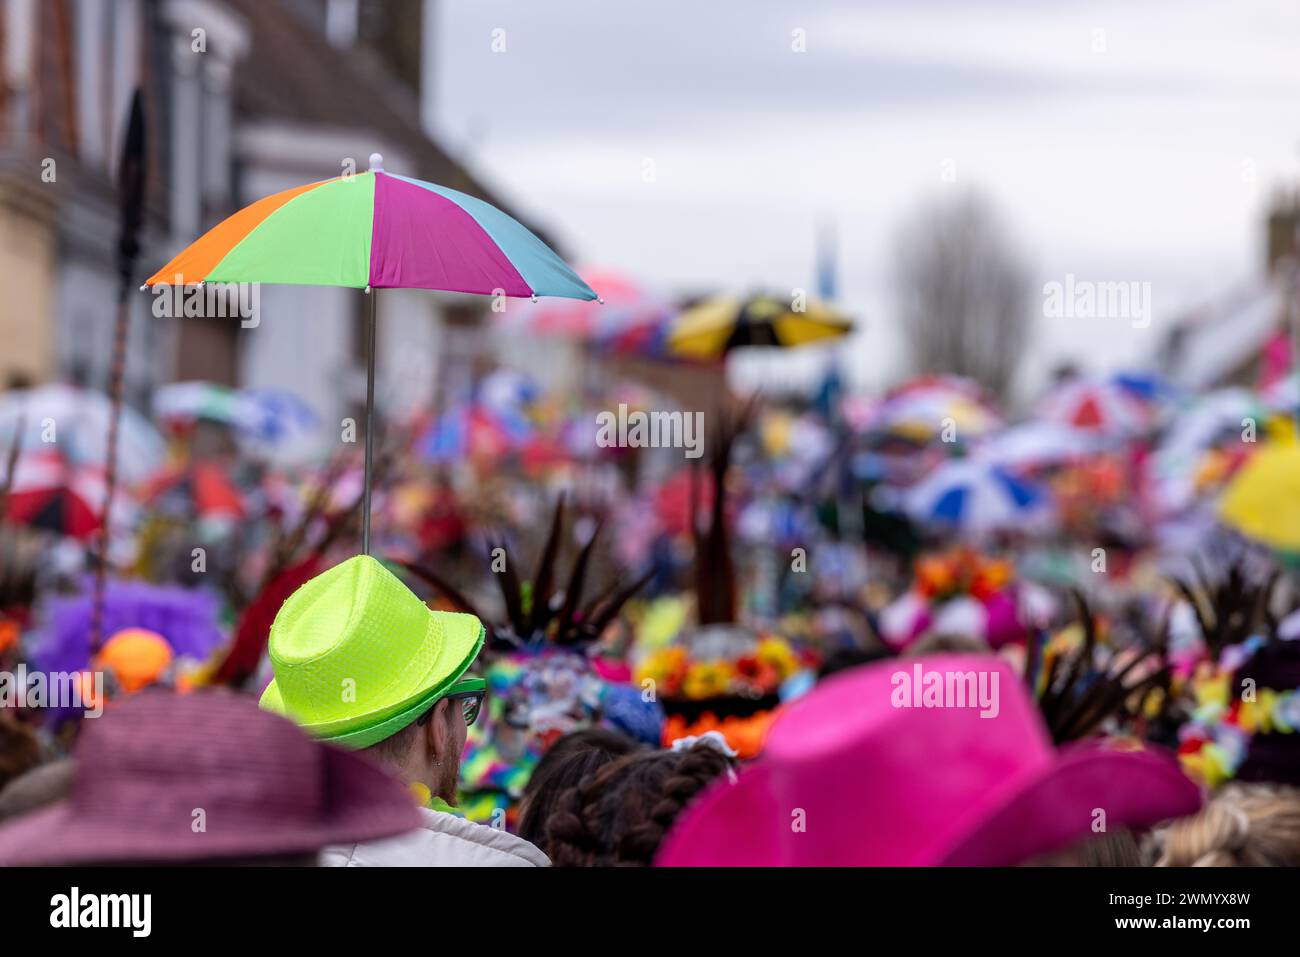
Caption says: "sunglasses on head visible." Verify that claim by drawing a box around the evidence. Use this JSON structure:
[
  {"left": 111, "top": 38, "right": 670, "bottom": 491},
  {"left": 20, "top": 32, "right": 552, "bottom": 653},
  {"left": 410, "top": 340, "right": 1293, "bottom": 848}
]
[{"left": 416, "top": 676, "right": 486, "bottom": 728}]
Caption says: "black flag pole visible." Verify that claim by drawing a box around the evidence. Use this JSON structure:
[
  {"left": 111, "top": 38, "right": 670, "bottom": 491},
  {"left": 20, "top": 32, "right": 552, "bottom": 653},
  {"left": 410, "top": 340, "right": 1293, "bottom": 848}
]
[{"left": 91, "top": 89, "right": 146, "bottom": 653}]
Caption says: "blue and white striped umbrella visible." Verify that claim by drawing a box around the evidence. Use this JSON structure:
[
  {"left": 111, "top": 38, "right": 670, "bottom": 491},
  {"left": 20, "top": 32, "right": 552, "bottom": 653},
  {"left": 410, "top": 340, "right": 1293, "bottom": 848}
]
[{"left": 905, "top": 459, "right": 1051, "bottom": 537}]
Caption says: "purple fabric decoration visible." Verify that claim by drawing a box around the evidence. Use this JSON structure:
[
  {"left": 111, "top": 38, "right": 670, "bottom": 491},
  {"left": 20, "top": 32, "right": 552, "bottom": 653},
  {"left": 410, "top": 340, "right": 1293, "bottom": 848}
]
[{"left": 32, "top": 579, "right": 226, "bottom": 676}]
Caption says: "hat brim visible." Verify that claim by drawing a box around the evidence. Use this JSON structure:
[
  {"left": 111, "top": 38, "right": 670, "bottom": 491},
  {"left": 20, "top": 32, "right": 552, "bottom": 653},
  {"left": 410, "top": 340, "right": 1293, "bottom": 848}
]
[
  {"left": 261, "top": 614, "right": 483, "bottom": 750},
  {"left": 656, "top": 745, "right": 1201, "bottom": 867},
  {"left": 0, "top": 745, "right": 419, "bottom": 866},
  {"left": 933, "top": 743, "right": 1202, "bottom": 866}
]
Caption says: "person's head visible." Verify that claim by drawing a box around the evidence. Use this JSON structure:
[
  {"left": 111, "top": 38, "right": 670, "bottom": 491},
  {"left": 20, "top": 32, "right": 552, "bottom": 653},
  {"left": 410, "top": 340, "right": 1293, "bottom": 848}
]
[
  {"left": 517, "top": 728, "right": 640, "bottom": 850},
  {"left": 361, "top": 677, "right": 485, "bottom": 803},
  {"left": 545, "top": 741, "right": 734, "bottom": 866},
  {"left": 1020, "top": 827, "right": 1142, "bottom": 866},
  {"left": 258, "top": 556, "right": 487, "bottom": 801},
  {"left": 1152, "top": 783, "right": 1300, "bottom": 867}
]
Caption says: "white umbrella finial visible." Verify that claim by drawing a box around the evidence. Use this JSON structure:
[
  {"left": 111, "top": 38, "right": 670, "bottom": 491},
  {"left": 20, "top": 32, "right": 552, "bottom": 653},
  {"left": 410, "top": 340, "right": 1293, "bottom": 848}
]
[{"left": 369, "top": 153, "right": 384, "bottom": 172}]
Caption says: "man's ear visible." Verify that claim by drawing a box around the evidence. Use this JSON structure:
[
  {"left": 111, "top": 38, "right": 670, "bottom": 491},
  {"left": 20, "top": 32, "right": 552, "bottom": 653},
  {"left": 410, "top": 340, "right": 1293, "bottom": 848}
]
[{"left": 423, "top": 698, "right": 452, "bottom": 761}]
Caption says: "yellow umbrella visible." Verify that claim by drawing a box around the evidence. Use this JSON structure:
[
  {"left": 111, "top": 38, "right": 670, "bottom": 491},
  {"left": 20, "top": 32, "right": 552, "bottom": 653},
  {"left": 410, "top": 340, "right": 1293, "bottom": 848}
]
[
  {"left": 1218, "top": 440, "right": 1300, "bottom": 552},
  {"left": 668, "top": 295, "right": 853, "bottom": 360}
]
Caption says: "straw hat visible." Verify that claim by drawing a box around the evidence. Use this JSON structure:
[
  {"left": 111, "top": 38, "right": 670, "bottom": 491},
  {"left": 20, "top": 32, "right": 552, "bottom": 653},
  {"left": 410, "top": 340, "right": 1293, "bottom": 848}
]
[{"left": 259, "top": 555, "right": 484, "bottom": 748}]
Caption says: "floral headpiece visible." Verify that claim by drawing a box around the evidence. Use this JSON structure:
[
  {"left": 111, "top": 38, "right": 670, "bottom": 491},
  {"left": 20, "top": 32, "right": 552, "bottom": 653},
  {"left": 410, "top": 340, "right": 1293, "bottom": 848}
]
[
  {"left": 913, "top": 547, "right": 1013, "bottom": 603},
  {"left": 634, "top": 634, "right": 808, "bottom": 702},
  {"left": 1177, "top": 636, "right": 1300, "bottom": 788}
]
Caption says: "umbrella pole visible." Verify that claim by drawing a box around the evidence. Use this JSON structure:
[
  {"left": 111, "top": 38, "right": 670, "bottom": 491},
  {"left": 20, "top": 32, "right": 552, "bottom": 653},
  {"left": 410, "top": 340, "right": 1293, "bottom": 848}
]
[
  {"left": 91, "top": 292, "right": 130, "bottom": 652},
  {"left": 362, "top": 287, "right": 378, "bottom": 555}
]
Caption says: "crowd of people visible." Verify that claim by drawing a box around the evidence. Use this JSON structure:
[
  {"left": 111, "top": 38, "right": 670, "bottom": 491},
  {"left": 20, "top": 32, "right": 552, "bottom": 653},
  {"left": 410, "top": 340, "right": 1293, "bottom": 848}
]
[{"left": 1, "top": 365, "right": 1299, "bottom": 867}]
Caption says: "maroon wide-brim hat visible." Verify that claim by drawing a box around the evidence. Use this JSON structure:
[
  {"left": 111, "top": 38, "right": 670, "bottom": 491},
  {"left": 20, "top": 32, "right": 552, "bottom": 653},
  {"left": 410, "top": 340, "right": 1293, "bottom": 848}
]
[{"left": 0, "top": 689, "right": 419, "bottom": 865}]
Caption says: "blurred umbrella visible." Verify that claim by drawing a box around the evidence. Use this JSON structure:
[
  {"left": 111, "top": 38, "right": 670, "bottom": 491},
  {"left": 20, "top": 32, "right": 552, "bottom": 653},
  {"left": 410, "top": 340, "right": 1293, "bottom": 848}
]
[
  {"left": 154, "top": 381, "right": 256, "bottom": 431},
  {"left": 0, "top": 385, "right": 165, "bottom": 485},
  {"left": 144, "top": 461, "right": 246, "bottom": 523},
  {"left": 1218, "top": 441, "right": 1300, "bottom": 553},
  {"left": 515, "top": 267, "right": 670, "bottom": 352},
  {"left": 3, "top": 451, "right": 107, "bottom": 540},
  {"left": 891, "top": 374, "right": 994, "bottom": 404},
  {"left": 1150, "top": 388, "right": 1265, "bottom": 514},
  {"left": 1038, "top": 377, "right": 1155, "bottom": 435},
  {"left": 155, "top": 381, "right": 320, "bottom": 451},
  {"left": 905, "top": 459, "right": 1050, "bottom": 537},
  {"left": 241, "top": 389, "right": 320, "bottom": 448},
  {"left": 871, "top": 388, "right": 1003, "bottom": 442},
  {"left": 418, "top": 403, "right": 533, "bottom": 464},
  {"left": 974, "top": 420, "right": 1099, "bottom": 469},
  {"left": 668, "top": 295, "right": 852, "bottom": 360},
  {"left": 1112, "top": 370, "right": 1180, "bottom": 409},
  {"left": 144, "top": 153, "right": 595, "bottom": 553},
  {"left": 1260, "top": 370, "right": 1299, "bottom": 414}
]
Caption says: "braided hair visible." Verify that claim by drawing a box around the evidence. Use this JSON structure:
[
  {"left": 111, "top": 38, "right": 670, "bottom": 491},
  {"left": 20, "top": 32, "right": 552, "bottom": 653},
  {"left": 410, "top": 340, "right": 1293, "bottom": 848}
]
[{"left": 545, "top": 743, "right": 734, "bottom": 866}]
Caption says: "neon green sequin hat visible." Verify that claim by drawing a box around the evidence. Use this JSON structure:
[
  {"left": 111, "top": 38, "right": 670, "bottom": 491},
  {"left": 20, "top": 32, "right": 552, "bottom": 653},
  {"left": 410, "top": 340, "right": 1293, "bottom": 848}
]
[{"left": 259, "top": 555, "right": 484, "bottom": 749}]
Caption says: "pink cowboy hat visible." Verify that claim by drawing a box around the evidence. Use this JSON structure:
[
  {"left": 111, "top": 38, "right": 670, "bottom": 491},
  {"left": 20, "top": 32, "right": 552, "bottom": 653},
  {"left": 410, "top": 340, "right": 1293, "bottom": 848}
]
[
  {"left": 0, "top": 689, "right": 420, "bottom": 865},
  {"left": 656, "top": 654, "right": 1201, "bottom": 866}
]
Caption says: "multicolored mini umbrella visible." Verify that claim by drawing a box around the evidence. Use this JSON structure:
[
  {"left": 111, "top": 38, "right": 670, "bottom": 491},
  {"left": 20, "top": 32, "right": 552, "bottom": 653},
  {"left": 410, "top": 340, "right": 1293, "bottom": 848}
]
[
  {"left": 144, "top": 154, "right": 596, "bottom": 552},
  {"left": 668, "top": 295, "right": 852, "bottom": 360}
]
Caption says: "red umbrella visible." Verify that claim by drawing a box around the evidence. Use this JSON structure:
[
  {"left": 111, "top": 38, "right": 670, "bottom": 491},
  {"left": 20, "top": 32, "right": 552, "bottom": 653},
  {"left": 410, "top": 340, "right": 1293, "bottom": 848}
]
[
  {"left": 4, "top": 451, "right": 105, "bottom": 540},
  {"left": 145, "top": 461, "right": 245, "bottom": 521}
]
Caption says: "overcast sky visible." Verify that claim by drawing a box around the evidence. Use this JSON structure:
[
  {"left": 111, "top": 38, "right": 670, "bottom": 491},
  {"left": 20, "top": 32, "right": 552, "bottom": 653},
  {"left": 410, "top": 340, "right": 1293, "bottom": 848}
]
[{"left": 431, "top": 0, "right": 1300, "bottom": 399}]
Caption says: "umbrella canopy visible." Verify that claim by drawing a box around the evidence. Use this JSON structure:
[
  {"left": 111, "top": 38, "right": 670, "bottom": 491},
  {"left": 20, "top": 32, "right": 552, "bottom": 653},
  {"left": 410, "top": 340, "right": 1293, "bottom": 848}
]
[
  {"left": 1038, "top": 377, "right": 1155, "bottom": 435},
  {"left": 144, "top": 154, "right": 595, "bottom": 553},
  {"left": 418, "top": 404, "right": 533, "bottom": 464},
  {"left": 241, "top": 388, "right": 320, "bottom": 448},
  {"left": 3, "top": 451, "right": 107, "bottom": 540},
  {"left": 1260, "top": 370, "right": 1300, "bottom": 415},
  {"left": 153, "top": 381, "right": 254, "bottom": 430},
  {"left": 1149, "top": 388, "right": 1265, "bottom": 514},
  {"left": 906, "top": 459, "right": 1051, "bottom": 538},
  {"left": 1218, "top": 441, "right": 1300, "bottom": 553},
  {"left": 0, "top": 385, "right": 165, "bottom": 484},
  {"left": 974, "top": 420, "right": 1099, "bottom": 469},
  {"left": 145, "top": 159, "right": 595, "bottom": 299},
  {"left": 871, "top": 389, "right": 1003, "bottom": 443},
  {"left": 144, "top": 461, "right": 246, "bottom": 523},
  {"left": 668, "top": 295, "right": 852, "bottom": 360}
]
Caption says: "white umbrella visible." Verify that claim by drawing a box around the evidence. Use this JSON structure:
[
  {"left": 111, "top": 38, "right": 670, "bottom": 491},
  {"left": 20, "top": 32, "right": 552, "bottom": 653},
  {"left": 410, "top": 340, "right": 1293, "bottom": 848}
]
[
  {"left": 0, "top": 384, "right": 165, "bottom": 484},
  {"left": 906, "top": 459, "right": 1052, "bottom": 538},
  {"left": 974, "top": 420, "right": 1100, "bottom": 468}
]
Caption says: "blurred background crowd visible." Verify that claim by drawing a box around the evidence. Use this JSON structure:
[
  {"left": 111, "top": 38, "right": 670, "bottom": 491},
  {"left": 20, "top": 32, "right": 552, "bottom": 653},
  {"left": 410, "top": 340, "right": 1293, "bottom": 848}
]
[{"left": 1, "top": 0, "right": 1300, "bottom": 868}]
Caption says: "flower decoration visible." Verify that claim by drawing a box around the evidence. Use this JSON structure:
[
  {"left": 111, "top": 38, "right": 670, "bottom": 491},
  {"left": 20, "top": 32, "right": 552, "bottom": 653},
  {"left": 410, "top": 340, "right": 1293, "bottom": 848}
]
[
  {"left": 1176, "top": 636, "right": 1298, "bottom": 788},
  {"left": 635, "top": 635, "right": 812, "bottom": 702},
  {"left": 662, "top": 709, "right": 778, "bottom": 760}
]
